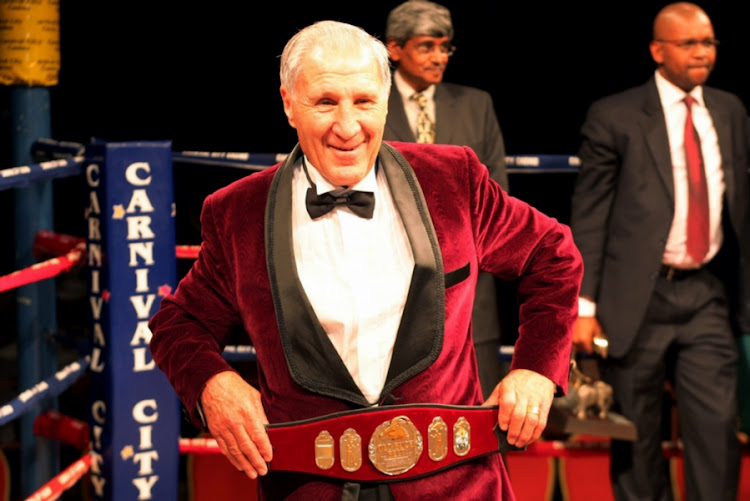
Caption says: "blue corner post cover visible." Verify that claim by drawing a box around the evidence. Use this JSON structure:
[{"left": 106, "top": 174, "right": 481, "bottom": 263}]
[{"left": 84, "top": 140, "right": 180, "bottom": 500}]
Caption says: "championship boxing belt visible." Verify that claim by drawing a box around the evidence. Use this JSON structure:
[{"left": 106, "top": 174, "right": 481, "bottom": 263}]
[{"left": 266, "top": 404, "right": 521, "bottom": 482}]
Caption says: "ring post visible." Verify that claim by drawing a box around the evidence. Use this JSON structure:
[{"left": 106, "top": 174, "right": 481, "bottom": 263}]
[
  {"left": 11, "top": 84, "right": 60, "bottom": 500},
  {"left": 2, "top": 0, "right": 62, "bottom": 492},
  {"left": 85, "top": 141, "right": 180, "bottom": 500}
]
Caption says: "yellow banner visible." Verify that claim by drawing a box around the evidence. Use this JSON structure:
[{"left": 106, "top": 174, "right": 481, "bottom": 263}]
[{"left": 0, "top": 0, "right": 60, "bottom": 86}]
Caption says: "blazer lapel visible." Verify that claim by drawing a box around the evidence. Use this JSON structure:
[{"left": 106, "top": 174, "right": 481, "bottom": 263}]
[
  {"left": 378, "top": 143, "right": 445, "bottom": 396},
  {"left": 386, "top": 88, "right": 417, "bottom": 142},
  {"left": 642, "top": 78, "right": 676, "bottom": 202},
  {"left": 703, "top": 90, "right": 736, "bottom": 210},
  {"left": 266, "top": 144, "right": 366, "bottom": 406},
  {"left": 265, "top": 143, "right": 446, "bottom": 406},
  {"left": 433, "top": 83, "right": 454, "bottom": 145}
]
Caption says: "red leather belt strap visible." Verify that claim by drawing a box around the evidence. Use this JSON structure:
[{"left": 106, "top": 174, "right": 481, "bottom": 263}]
[{"left": 266, "top": 403, "right": 520, "bottom": 482}]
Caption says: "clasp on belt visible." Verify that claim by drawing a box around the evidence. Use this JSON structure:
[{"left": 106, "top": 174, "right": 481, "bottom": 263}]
[
  {"left": 664, "top": 266, "right": 677, "bottom": 280},
  {"left": 659, "top": 264, "right": 700, "bottom": 281}
]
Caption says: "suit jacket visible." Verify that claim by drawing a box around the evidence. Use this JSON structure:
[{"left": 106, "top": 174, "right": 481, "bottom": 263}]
[
  {"left": 384, "top": 80, "right": 510, "bottom": 192},
  {"left": 149, "top": 141, "right": 582, "bottom": 500},
  {"left": 571, "top": 76, "right": 750, "bottom": 359},
  {"left": 386, "top": 79, "right": 510, "bottom": 377}
]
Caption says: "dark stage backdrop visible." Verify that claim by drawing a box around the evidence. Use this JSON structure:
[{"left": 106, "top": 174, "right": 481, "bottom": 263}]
[
  {"left": 0, "top": 6, "right": 748, "bottom": 484},
  {"left": 3, "top": 1, "right": 750, "bottom": 245},
  {"left": 0, "top": 4, "right": 749, "bottom": 456},
  {"left": 45, "top": 1, "right": 750, "bottom": 154}
]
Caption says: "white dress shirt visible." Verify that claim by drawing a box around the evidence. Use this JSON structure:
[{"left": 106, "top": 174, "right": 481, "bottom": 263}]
[{"left": 292, "top": 156, "right": 414, "bottom": 403}]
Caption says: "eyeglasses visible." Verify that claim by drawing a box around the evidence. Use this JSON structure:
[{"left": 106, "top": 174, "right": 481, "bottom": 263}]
[
  {"left": 413, "top": 41, "right": 456, "bottom": 57},
  {"left": 655, "top": 38, "right": 720, "bottom": 50}
]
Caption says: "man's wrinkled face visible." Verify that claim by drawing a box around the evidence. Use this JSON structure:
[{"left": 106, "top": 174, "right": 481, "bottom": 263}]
[
  {"left": 280, "top": 46, "right": 388, "bottom": 187},
  {"left": 388, "top": 35, "right": 452, "bottom": 92}
]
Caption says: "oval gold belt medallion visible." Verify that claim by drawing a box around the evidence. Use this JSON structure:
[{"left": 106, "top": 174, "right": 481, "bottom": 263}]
[
  {"left": 427, "top": 416, "right": 448, "bottom": 461},
  {"left": 314, "top": 430, "right": 335, "bottom": 470},
  {"left": 340, "top": 428, "right": 362, "bottom": 472},
  {"left": 368, "top": 415, "right": 423, "bottom": 475}
]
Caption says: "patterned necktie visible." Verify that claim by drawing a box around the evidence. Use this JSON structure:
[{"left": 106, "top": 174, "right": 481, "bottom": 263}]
[
  {"left": 683, "top": 95, "right": 709, "bottom": 264},
  {"left": 410, "top": 92, "right": 435, "bottom": 144}
]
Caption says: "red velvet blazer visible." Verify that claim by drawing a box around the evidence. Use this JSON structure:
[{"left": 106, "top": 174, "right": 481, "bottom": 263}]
[{"left": 149, "top": 141, "right": 582, "bottom": 500}]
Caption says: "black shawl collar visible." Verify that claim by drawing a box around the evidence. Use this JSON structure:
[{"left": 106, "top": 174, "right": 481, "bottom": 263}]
[{"left": 264, "top": 143, "right": 445, "bottom": 407}]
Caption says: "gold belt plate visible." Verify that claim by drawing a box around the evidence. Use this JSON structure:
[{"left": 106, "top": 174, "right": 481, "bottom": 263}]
[{"left": 367, "top": 415, "right": 423, "bottom": 475}]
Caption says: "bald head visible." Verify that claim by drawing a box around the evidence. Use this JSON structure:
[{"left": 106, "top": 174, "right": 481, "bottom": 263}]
[
  {"left": 649, "top": 2, "right": 716, "bottom": 92},
  {"left": 653, "top": 2, "right": 711, "bottom": 40}
]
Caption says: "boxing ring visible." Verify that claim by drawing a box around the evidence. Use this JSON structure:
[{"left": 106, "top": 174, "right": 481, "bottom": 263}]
[
  {"left": 1, "top": 139, "right": 748, "bottom": 501},
  {"left": 0, "top": 141, "right": 572, "bottom": 500},
  {"left": 1, "top": 138, "right": 286, "bottom": 500}
]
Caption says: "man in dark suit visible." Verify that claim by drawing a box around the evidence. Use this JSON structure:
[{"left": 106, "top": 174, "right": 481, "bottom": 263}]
[
  {"left": 149, "top": 19, "right": 582, "bottom": 501},
  {"left": 570, "top": 3, "right": 750, "bottom": 500},
  {"left": 383, "top": 0, "right": 510, "bottom": 399}
]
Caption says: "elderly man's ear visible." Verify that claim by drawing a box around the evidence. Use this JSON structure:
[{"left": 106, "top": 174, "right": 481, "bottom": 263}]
[{"left": 280, "top": 86, "right": 296, "bottom": 129}]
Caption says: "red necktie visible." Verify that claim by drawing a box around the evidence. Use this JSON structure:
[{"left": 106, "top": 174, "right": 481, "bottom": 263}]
[{"left": 683, "top": 96, "right": 709, "bottom": 264}]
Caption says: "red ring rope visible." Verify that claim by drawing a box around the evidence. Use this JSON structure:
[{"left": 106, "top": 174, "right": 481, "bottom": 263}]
[
  {"left": 23, "top": 453, "right": 90, "bottom": 501},
  {"left": 0, "top": 232, "right": 201, "bottom": 293}
]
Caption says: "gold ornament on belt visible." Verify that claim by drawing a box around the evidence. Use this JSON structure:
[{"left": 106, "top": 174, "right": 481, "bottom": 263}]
[
  {"left": 368, "top": 415, "right": 423, "bottom": 475},
  {"left": 314, "top": 430, "right": 335, "bottom": 470}
]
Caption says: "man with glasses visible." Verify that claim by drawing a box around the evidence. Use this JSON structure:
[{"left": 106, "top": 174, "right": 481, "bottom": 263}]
[
  {"left": 384, "top": 0, "right": 511, "bottom": 401},
  {"left": 383, "top": 0, "right": 508, "bottom": 192},
  {"left": 570, "top": 2, "right": 750, "bottom": 500}
]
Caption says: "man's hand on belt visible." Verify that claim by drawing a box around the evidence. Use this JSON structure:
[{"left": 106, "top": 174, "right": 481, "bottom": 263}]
[
  {"left": 200, "top": 370, "right": 272, "bottom": 479},
  {"left": 483, "top": 368, "right": 554, "bottom": 448}
]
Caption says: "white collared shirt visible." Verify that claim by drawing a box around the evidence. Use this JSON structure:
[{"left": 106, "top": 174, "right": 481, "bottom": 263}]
[
  {"left": 655, "top": 70, "right": 724, "bottom": 268},
  {"left": 292, "top": 156, "right": 414, "bottom": 403},
  {"left": 578, "top": 72, "right": 726, "bottom": 317},
  {"left": 394, "top": 70, "right": 437, "bottom": 139}
]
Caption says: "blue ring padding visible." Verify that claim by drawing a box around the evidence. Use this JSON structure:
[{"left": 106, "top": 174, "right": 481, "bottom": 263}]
[
  {"left": 0, "top": 356, "right": 90, "bottom": 427},
  {"left": 7, "top": 139, "right": 750, "bottom": 191},
  {"left": 222, "top": 345, "right": 257, "bottom": 362},
  {"left": 172, "top": 151, "right": 284, "bottom": 171},
  {"left": 0, "top": 156, "right": 86, "bottom": 192},
  {"left": 220, "top": 345, "right": 521, "bottom": 363},
  {"left": 31, "top": 137, "right": 86, "bottom": 162},
  {"left": 506, "top": 154, "right": 581, "bottom": 173}
]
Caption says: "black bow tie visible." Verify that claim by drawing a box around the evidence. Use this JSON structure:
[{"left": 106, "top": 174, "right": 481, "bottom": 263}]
[{"left": 305, "top": 188, "right": 375, "bottom": 219}]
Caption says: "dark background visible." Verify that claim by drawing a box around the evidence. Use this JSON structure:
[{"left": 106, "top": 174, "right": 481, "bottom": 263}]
[
  {"left": 45, "top": 1, "right": 750, "bottom": 154},
  {"left": 1, "top": 2, "right": 749, "bottom": 314},
  {"left": 3, "top": 1, "right": 750, "bottom": 240},
  {"left": 0, "top": 3, "right": 748, "bottom": 498},
  {"left": 3, "top": 0, "right": 750, "bottom": 334}
]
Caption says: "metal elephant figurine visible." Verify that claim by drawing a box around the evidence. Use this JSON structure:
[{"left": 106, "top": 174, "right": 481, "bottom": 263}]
[
  {"left": 574, "top": 380, "right": 613, "bottom": 420},
  {"left": 555, "top": 359, "right": 615, "bottom": 420}
]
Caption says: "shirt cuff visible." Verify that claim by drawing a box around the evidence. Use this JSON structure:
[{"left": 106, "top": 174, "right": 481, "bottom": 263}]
[
  {"left": 578, "top": 296, "right": 597, "bottom": 317},
  {"left": 195, "top": 399, "right": 208, "bottom": 429}
]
